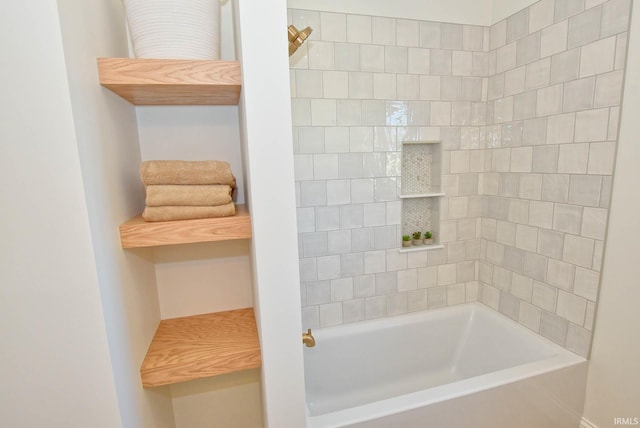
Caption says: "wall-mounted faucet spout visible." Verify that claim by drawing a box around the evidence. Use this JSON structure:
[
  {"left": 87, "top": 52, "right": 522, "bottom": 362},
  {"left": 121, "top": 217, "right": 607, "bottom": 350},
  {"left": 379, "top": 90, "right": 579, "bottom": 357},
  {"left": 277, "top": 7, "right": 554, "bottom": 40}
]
[{"left": 302, "top": 328, "right": 316, "bottom": 347}]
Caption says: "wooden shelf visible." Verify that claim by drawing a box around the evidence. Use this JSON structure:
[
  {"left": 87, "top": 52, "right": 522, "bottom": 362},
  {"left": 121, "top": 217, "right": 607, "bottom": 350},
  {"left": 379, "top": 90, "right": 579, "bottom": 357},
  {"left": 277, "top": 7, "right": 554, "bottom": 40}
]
[
  {"left": 120, "top": 204, "right": 251, "bottom": 248},
  {"left": 97, "top": 58, "right": 241, "bottom": 105},
  {"left": 141, "top": 308, "right": 261, "bottom": 388}
]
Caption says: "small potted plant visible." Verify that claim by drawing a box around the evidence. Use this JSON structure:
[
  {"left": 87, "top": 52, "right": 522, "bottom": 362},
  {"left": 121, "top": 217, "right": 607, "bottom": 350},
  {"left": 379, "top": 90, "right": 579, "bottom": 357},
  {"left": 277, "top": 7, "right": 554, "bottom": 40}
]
[
  {"left": 402, "top": 235, "right": 412, "bottom": 247},
  {"left": 412, "top": 231, "right": 422, "bottom": 246},
  {"left": 424, "top": 231, "right": 433, "bottom": 245}
]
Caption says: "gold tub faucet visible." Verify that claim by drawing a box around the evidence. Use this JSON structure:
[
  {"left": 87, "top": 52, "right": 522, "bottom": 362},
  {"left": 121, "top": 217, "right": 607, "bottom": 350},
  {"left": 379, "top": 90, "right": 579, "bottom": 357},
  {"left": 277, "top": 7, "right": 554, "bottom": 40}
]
[{"left": 302, "top": 329, "right": 315, "bottom": 347}]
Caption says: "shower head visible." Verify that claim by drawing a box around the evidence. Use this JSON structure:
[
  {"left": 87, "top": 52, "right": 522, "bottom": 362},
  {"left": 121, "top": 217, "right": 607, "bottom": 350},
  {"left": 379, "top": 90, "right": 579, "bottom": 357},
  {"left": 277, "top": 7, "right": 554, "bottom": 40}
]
[{"left": 288, "top": 25, "right": 313, "bottom": 56}]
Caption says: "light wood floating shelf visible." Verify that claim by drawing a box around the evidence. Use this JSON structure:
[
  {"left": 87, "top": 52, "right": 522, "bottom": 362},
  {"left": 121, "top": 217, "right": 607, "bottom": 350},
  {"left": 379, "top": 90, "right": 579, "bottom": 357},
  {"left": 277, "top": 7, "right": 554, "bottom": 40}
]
[
  {"left": 140, "top": 308, "right": 261, "bottom": 388},
  {"left": 97, "top": 58, "right": 241, "bottom": 105},
  {"left": 120, "top": 204, "right": 251, "bottom": 248}
]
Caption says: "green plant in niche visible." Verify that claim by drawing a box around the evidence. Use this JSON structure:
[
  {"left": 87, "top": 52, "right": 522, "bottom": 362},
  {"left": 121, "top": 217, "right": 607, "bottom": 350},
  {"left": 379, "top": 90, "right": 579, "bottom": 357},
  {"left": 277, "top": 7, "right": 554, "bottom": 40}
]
[
  {"left": 424, "top": 231, "right": 433, "bottom": 239},
  {"left": 402, "top": 235, "right": 411, "bottom": 241},
  {"left": 412, "top": 231, "right": 422, "bottom": 240}
]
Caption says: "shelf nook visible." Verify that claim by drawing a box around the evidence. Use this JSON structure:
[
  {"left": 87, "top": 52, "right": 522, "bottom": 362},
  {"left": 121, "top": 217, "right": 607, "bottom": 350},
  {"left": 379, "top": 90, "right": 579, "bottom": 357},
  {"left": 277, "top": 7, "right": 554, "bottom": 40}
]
[
  {"left": 97, "top": 58, "right": 241, "bottom": 105},
  {"left": 399, "top": 141, "right": 443, "bottom": 252},
  {"left": 140, "top": 308, "right": 261, "bottom": 388}
]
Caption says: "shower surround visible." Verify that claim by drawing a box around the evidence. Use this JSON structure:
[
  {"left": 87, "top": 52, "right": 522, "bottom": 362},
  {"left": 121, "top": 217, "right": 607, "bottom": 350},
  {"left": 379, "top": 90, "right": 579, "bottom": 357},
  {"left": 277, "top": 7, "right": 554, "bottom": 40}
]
[{"left": 289, "top": 0, "right": 631, "bottom": 357}]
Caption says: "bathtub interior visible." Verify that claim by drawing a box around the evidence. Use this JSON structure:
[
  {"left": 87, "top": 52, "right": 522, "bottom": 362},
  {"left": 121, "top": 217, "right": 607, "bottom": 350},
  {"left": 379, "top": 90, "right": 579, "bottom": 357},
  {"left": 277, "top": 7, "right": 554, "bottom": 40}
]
[{"left": 303, "top": 303, "right": 573, "bottom": 417}]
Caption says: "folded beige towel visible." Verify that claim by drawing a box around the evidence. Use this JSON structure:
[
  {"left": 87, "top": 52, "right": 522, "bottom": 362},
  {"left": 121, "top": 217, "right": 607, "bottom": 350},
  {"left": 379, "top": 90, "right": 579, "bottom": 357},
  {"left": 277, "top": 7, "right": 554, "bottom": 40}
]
[
  {"left": 145, "top": 184, "right": 232, "bottom": 207},
  {"left": 141, "top": 160, "right": 236, "bottom": 187},
  {"left": 142, "top": 203, "right": 236, "bottom": 222}
]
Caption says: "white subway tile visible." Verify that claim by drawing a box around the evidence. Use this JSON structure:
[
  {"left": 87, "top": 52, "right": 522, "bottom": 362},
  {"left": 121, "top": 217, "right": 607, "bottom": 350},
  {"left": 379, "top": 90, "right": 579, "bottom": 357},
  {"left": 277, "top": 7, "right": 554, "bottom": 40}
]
[
  {"left": 431, "top": 49, "right": 453, "bottom": 75},
  {"left": 507, "top": 8, "right": 529, "bottom": 43},
  {"left": 365, "top": 295, "right": 387, "bottom": 319},
  {"left": 574, "top": 267, "right": 600, "bottom": 301},
  {"left": 529, "top": 0, "right": 554, "bottom": 33},
  {"left": 540, "top": 21, "right": 568, "bottom": 58},
  {"left": 306, "top": 280, "right": 330, "bottom": 305},
  {"left": 397, "top": 269, "right": 418, "bottom": 292},
  {"left": 546, "top": 113, "right": 575, "bottom": 144},
  {"left": 442, "top": 23, "right": 463, "bottom": 49},
  {"left": 595, "top": 70, "right": 624, "bottom": 107},
  {"left": 308, "top": 41, "right": 335, "bottom": 70},
  {"left": 568, "top": 175, "right": 602, "bottom": 207},
  {"left": 496, "top": 42, "right": 517, "bottom": 73},
  {"left": 540, "top": 310, "right": 569, "bottom": 345},
  {"left": 300, "top": 181, "right": 327, "bottom": 207},
  {"left": 320, "top": 302, "right": 343, "bottom": 327},
  {"left": 364, "top": 203, "right": 386, "bottom": 227},
  {"left": 504, "top": 67, "right": 526, "bottom": 96},
  {"left": 328, "top": 229, "right": 351, "bottom": 254},
  {"left": 335, "top": 43, "right": 360, "bottom": 71},
  {"left": 326, "top": 180, "right": 351, "bottom": 205},
  {"left": 420, "top": 75, "right": 441, "bottom": 100},
  {"left": 550, "top": 48, "right": 580, "bottom": 84},
  {"left": 360, "top": 44, "right": 384, "bottom": 72},
  {"left": 314, "top": 154, "right": 339, "bottom": 180},
  {"left": 385, "top": 46, "right": 408, "bottom": 73},
  {"left": 348, "top": 72, "right": 373, "bottom": 99},
  {"left": 364, "top": 250, "right": 386, "bottom": 274},
  {"left": 325, "top": 127, "right": 350, "bottom": 153},
  {"left": 372, "top": 16, "right": 395, "bottom": 45},
  {"left": 463, "top": 25, "right": 484, "bottom": 51},
  {"left": 553, "top": 203, "right": 583, "bottom": 234},
  {"left": 529, "top": 200, "right": 554, "bottom": 228},
  {"left": 347, "top": 14, "right": 372, "bottom": 44},
  {"left": 342, "top": 299, "right": 365, "bottom": 323},
  {"left": 558, "top": 143, "right": 589, "bottom": 174},
  {"left": 397, "top": 75, "right": 420, "bottom": 100},
  {"left": 291, "top": 99, "right": 311, "bottom": 126},
  {"left": 579, "top": 37, "right": 616, "bottom": 78},
  {"left": 547, "top": 259, "right": 576, "bottom": 291},
  {"left": 490, "top": 20, "right": 506, "bottom": 50},
  {"left": 311, "top": 99, "right": 337, "bottom": 126},
  {"left": 336, "top": 100, "right": 362, "bottom": 126},
  {"left": 352, "top": 228, "right": 374, "bottom": 252},
  {"left": 322, "top": 71, "right": 348, "bottom": 99},
  {"left": 563, "top": 234, "right": 595, "bottom": 268},
  {"left": 330, "top": 277, "right": 354, "bottom": 301},
  {"left": 555, "top": 0, "right": 585, "bottom": 22},
  {"left": 396, "top": 19, "right": 419, "bottom": 47},
  {"left": 557, "top": 291, "right": 587, "bottom": 324},
  {"left": 587, "top": 142, "right": 615, "bottom": 176},
  {"left": 320, "top": 12, "right": 346, "bottom": 42},
  {"left": 567, "top": 6, "right": 601, "bottom": 48},
  {"left": 373, "top": 73, "right": 397, "bottom": 100},
  {"left": 575, "top": 108, "right": 609, "bottom": 142},
  {"left": 536, "top": 84, "right": 562, "bottom": 116},
  {"left": 566, "top": 323, "right": 591, "bottom": 357},
  {"left": 516, "top": 32, "right": 541, "bottom": 66},
  {"left": 601, "top": 0, "right": 631, "bottom": 37},
  {"left": 339, "top": 204, "right": 364, "bottom": 229},
  {"left": 420, "top": 21, "right": 442, "bottom": 48}
]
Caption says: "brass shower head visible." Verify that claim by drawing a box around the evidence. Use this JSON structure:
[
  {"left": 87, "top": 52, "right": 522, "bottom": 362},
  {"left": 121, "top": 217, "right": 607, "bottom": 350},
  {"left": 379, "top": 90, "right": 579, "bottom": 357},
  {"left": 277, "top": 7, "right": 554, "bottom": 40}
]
[{"left": 288, "top": 25, "right": 313, "bottom": 56}]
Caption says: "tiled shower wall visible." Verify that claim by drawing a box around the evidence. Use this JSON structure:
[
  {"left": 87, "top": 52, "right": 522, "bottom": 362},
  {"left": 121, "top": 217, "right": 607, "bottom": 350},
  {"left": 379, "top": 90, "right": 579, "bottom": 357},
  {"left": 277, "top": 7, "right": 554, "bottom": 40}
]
[
  {"left": 289, "top": 10, "right": 489, "bottom": 328},
  {"left": 289, "top": 0, "right": 631, "bottom": 358},
  {"left": 479, "top": 0, "right": 630, "bottom": 357}
]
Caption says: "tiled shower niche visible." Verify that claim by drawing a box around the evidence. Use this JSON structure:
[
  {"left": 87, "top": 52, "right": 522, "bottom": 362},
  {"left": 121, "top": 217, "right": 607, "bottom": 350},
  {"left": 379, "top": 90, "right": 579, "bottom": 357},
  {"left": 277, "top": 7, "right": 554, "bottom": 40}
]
[{"left": 400, "top": 141, "right": 444, "bottom": 252}]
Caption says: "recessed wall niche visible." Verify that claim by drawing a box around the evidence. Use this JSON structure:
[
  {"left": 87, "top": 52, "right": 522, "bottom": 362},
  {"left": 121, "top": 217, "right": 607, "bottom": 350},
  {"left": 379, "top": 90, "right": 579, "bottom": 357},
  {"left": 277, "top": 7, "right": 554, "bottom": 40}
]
[{"left": 400, "top": 141, "right": 444, "bottom": 252}]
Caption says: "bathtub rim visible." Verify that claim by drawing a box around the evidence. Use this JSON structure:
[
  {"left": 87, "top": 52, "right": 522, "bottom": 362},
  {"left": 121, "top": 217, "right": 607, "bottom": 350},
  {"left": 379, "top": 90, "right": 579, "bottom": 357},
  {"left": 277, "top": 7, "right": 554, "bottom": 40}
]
[{"left": 304, "top": 302, "right": 586, "bottom": 428}]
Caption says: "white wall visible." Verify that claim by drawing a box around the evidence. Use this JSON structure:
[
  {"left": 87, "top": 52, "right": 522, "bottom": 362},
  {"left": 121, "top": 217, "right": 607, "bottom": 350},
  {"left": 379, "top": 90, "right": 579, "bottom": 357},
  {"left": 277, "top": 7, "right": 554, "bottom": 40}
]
[
  {"left": 235, "top": 0, "right": 307, "bottom": 426},
  {"left": 0, "top": 1, "right": 122, "bottom": 427},
  {"left": 582, "top": 2, "right": 640, "bottom": 426},
  {"left": 287, "top": 0, "right": 493, "bottom": 25},
  {"left": 55, "top": 0, "right": 176, "bottom": 426},
  {"left": 491, "top": 0, "right": 537, "bottom": 23}
]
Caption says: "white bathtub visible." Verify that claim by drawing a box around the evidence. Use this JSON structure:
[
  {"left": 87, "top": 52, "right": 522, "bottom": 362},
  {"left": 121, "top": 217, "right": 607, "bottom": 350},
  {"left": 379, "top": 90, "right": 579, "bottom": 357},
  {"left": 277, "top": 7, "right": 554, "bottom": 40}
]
[{"left": 304, "top": 303, "right": 587, "bottom": 428}]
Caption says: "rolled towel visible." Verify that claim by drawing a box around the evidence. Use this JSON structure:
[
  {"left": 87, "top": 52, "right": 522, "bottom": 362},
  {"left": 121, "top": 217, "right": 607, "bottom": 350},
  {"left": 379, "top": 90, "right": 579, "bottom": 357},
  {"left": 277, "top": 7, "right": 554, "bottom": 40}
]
[
  {"left": 142, "top": 203, "right": 236, "bottom": 222},
  {"left": 141, "top": 160, "right": 236, "bottom": 187},
  {"left": 145, "top": 184, "right": 233, "bottom": 207}
]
